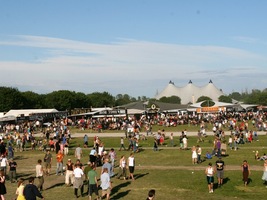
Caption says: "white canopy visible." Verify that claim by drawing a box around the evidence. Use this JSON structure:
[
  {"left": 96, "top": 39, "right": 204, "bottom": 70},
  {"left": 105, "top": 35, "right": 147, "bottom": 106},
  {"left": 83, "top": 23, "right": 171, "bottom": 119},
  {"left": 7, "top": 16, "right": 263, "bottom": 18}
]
[
  {"left": 4, "top": 109, "right": 59, "bottom": 117},
  {"left": 155, "top": 80, "right": 225, "bottom": 104},
  {"left": 190, "top": 101, "right": 234, "bottom": 108}
]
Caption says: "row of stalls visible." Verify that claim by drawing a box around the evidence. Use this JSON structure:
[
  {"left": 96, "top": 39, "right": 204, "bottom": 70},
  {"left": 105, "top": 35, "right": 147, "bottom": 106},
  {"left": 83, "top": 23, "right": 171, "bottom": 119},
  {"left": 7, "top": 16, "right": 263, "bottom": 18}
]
[
  {"left": 0, "top": 101, "right": 260, "bottom": 127},
  {"left": 0, "top": 109, "right": 68, "bottom": 126}
]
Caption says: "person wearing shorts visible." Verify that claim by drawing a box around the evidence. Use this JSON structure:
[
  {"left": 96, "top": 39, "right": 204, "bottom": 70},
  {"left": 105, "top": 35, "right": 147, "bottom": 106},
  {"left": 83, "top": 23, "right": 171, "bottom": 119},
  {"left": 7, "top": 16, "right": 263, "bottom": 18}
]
[
  {"left": 205, "top": 162, "right": 215, "bottom": 193},
  {"left": 215, "top": 157, "right": 225, "bottom": 187},
  {"left": 43, "top": 150, "right": 52, "bottom": 176},
  {"left": 128, "top": 153, "right": 135, "bottom": 180},
  {"left": 100, "top": 168, "right": 112, "bottom": 200},
  {"left": 88, "top": 165, "right": 99, "bottom": 200}
]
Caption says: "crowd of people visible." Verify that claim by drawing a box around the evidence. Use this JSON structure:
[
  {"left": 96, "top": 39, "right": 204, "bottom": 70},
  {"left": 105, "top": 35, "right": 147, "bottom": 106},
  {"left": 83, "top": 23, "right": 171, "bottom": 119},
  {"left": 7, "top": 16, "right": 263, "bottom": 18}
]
[{"left": 0, "top": 109, "right": 266, "bottom": 199}]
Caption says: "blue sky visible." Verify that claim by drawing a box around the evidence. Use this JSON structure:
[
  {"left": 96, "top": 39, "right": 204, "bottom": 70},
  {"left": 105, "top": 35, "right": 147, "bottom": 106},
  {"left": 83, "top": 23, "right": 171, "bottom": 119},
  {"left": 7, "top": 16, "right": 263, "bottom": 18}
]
[{"left": 0, "top": 0, "right": 267, "bottom": 98}]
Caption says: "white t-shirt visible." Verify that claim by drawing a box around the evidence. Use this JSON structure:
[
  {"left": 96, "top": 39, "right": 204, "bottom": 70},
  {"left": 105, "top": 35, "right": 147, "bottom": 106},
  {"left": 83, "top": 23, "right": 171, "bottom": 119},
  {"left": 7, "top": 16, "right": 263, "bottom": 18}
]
[
  {"left": 73, "top": 167, "right": 84, "bottom": 178},
  {"left": 128, "top": 156, "right": 134, "bottom": 167},
  {"left": 0, "top": 157, "right": 7, "bottom": 167}
]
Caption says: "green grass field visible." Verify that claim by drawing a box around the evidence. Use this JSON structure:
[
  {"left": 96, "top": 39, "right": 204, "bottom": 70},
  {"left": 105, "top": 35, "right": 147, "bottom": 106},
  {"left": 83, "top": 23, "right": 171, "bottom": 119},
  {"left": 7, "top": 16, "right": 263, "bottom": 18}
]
[{"left": 4, "top": 134, "right": 267, "bottom": 200}]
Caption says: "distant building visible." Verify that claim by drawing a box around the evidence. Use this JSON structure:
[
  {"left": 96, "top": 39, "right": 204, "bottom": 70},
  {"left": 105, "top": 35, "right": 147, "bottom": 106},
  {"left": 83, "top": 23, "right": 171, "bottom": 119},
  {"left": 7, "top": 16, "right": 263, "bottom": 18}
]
[{"left": 155, "top": 80, "right": 225, "bottom": 104}]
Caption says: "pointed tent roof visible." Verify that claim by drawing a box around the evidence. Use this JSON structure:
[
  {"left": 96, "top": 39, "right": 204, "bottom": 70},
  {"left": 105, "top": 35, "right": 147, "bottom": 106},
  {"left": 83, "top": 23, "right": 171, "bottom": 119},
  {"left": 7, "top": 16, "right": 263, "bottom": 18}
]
[
  {"left": 155, "top": 81, "right": 180, "bottom": 100},
  {"left": 155, "top": 80, "right": 225, "bottom": 104}
]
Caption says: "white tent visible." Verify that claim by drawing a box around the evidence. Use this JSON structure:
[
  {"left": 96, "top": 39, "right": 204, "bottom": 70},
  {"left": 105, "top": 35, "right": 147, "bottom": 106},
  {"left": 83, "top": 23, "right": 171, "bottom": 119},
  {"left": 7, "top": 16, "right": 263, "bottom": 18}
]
[
  {"left": 190, "top": 101, "right": 234, "bottom": 108},
  {"left": 4, "top": 109, "right": 59, "bottom": 117},
  {"left": 155, "top": 80, "right": 225, "bottom": 104}
]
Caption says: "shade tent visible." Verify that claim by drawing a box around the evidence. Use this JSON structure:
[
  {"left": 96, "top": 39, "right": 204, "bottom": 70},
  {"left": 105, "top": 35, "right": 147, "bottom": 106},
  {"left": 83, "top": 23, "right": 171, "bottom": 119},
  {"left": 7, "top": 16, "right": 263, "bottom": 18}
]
[
  {"left": 4, "top": 109, "right": 59, "bottom": 117},
  {"left": 127, "top": 109, "right": 145, "bottom": 115},
  {"left": 190, "top": 101, "right": 235, "bottom": 108},
  {"left": 238, "top": 104, "right": 258, "bottom": 110},
  {"left": 0, "top": 115, "right": 16, "bottom": 122}
]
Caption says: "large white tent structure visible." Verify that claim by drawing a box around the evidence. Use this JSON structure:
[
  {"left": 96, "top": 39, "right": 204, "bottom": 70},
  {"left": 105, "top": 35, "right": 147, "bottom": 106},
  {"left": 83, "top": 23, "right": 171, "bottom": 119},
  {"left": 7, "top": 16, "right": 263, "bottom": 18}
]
[{"left": 155, "top": 80, "right": 225, "bottom": 104}]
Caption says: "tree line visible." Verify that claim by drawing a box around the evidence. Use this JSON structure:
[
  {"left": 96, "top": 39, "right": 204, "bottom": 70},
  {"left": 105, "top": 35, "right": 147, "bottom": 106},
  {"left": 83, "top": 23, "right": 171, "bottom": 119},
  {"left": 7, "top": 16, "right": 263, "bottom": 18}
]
[{"left": 0, "top": 86, "right": 267, "bottom": 112}]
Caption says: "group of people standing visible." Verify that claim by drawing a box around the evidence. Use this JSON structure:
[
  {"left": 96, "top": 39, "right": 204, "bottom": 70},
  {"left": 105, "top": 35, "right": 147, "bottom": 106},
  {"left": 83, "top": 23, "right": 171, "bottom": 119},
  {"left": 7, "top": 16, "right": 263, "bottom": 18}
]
[
  {"left": 205, "top": 157, "right": 267, "bottom": 193},
  {"left": 205, "top": 157, "right": 226, "bottom": 193}
]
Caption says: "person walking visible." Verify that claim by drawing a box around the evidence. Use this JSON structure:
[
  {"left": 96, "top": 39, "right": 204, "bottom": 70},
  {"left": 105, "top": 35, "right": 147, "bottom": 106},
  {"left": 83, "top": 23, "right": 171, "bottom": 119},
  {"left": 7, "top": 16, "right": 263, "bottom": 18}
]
[
  {"left": 43, "top": 150, "right": 52, "bottom": 176},
  {"left": 205, "top": 162, "right": 215, "bottom": 193},
  {"left": 242, "top": 160, "right": 250, "bottom": 186},
  {"left": 102, "top": 158, "right": 114, "bottom": 178},
  {"left": 100, "top": 168, "right": 112, "bottom": 200},
  {"left": 153, "top": 138, "right": 158, "bottom": 151},
  {"left": 83, "top": 161, "right": 92, "bottom": 195},
  {"left": 56, "top": 150, "right": 64, "bottom": 176},
  {"left": 197, "top": 145, "right": 202, "bottom": 164},
  {"left": 16, "top": 179, "right": 26, "bottom": 200},
  {"left": 192, "top": 146, "right": 197, "bottom": 164},
  {"left": 23, "top": 177, "right": 44, "bottom": 200},
  {"left": 75, "top": 144, "right": 82, "bottom": 160},
  {"left": 83, "top": 134, "right": 88, "bottom": 148},
  {"left": 88, "top": 165, "right": 99, "bottom": 200},
  {"left": 128, "top": 153, "right": 135, "bottom": 180},
  {"left": 73, "top": 163, "right": 84, "bottom": 198},
  {"left": 262, "top": 159, "right": 267, "bottom": 187},
  {"left": 65, "top": 159, "right": 74, "bottom": 186},
  {"left": 119, "top": 137, "right": 126, "bottom": 151},
  {"left": 36, "top": 159, "right": 44, "bottom": 191},
  {"left": 108, "top": 148, "right": 116, "bottom": 172},
  {"left": 116, "top": 155, "right": 127, "bottom": 180},
  {"left": 0, "top": 155, "right": 8, "bottom": 176},
  {"left": 0, "top": 170, "right": 6, "bottom": 200},
  {"left": 89, "top": 147, "right": 97, "bottom": 166},
  {"left": 215, "top": 157, "right": 225, "bottom": 187}
]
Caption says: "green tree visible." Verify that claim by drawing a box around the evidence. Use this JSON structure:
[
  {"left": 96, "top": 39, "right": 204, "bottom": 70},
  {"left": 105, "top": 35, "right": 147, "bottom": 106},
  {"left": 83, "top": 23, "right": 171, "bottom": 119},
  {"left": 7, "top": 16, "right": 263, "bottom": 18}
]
[
  {"left": 228, "top": 92, "right": 242, "bottom": 101},
  {"left": 75, "top": 92, "right": 92, "bottom": 108},
  {"left": 21, "top": 91, "right": 44, "bottom": 109},
  {"left": 243, "top": 90, "right": 267, "bottom": 105},
  {"left": 115, "top": 94, "right": 132, "bottom": 106},
  {"left": 0, "top": 87, "right": 25, "bottom": 112},
  {"left": 196, "top": 96, "right": 214, "bottom": 107},
  {"left": 218, "top": 95, "right": 232, "bottom": 103},
  {"left": 159, "top": 96, "right": 181, "bottom": 104},
  {"left": 87, "top": 92, "right": 115, "bottom": 107},
  {"left": 45, "top": 90, "right": 77, "bottom": 111}
]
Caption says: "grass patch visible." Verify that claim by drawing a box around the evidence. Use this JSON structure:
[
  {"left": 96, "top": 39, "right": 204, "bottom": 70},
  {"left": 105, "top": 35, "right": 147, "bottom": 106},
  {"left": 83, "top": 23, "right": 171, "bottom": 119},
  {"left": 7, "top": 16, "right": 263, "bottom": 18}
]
[{"left": 4, "top": 135, "right": 267, "bottom": 200}]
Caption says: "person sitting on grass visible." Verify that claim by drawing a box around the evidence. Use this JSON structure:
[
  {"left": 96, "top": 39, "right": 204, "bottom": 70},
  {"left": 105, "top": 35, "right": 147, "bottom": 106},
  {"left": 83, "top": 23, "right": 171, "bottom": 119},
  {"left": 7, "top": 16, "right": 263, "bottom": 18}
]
[{"left": 205, "top": 151, "right": 212, "bottom": 159}]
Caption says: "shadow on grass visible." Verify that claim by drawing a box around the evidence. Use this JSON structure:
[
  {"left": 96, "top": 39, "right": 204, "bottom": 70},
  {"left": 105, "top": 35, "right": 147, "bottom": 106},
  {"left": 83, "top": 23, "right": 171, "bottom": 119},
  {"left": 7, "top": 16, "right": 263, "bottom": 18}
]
[
  {"left": 14, "top": 155, "right": 28, "bottom": 160},
  {"left": 112, "top": 189, "right": 131, "bottom": 199},
  {"left": 16, "top": 173, "right": 34, "bottom": 179},
  {"left": 134, "top": 172, "right": 149, "bottom": 180},
  {"left": 213, "top": 177, "right": 230, "bottom": 189},
  {"left": 45, "top": 182, "right": 66, "bottom": 190},
  {"left": 111, "top": 181, "right": 131, "bottom": 200}
]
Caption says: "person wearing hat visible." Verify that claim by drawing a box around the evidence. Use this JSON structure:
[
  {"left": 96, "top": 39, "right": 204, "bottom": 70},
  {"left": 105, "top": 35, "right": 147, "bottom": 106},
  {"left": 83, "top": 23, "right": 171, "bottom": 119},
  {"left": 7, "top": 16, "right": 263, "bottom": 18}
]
[{"left": 65, "top": 159, "right": 74, "bottom": 186}]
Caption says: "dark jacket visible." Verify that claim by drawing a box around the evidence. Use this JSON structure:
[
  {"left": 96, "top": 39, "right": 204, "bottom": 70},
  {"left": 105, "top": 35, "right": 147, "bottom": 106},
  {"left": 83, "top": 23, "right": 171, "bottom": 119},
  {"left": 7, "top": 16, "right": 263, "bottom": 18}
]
[{"left": 23, "top": 183, "right": 43, "bottom": 200}]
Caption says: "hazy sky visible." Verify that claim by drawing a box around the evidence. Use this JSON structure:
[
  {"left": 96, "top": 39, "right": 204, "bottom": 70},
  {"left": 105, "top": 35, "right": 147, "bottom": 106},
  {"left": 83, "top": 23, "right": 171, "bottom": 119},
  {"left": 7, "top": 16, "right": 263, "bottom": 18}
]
[{"left": 0, "top": 0, "right": 267, "bottom": 98}]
